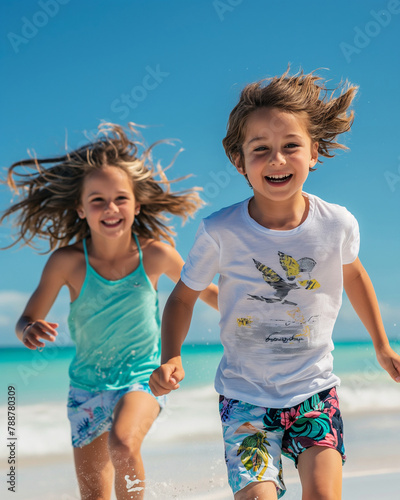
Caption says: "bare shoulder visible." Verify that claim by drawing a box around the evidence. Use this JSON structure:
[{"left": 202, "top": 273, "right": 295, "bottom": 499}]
[
  {"left": 139, "top": 238, "right": 178, "bottom": 258},
  {"left": 139, "top": 237, "right": 184, "bottom": 284},
  {"left": 47, "top": 242, "right": 84, "bottom": 267},
  {"left": 43, "top": 242, "right": 85, "bottom": 281}
]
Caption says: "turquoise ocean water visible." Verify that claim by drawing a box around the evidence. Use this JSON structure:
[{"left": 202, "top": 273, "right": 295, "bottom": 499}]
[{"left": 1, "top": 340, "right": 399, "bottom": 404}]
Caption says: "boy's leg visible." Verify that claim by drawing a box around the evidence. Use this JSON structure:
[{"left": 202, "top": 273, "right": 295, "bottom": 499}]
[
  {"left": 219, "top": 396, "right": 285, "bottom": 499},
  {"left": 281, "top": 387, "right": 345, "bottom": 500},
  {"left": 297, "top": 446, "right": 342, "bottom": 500},
  {"left": 73, "top": 432, "right": 114, "bottom": 500},
  {"left": 235, "top": 480, "right": 278, "bottom": 499},
  {"left": 108, "top": 390, "right": 160, "bottom": 500}
]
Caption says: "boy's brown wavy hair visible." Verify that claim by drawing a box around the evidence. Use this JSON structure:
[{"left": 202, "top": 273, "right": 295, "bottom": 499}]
[{"left": 223, "top": 68, "right": 358, "bottom": 170}]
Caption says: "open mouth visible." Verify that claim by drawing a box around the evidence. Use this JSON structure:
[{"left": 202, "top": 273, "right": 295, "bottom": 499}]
[
  {"left": 265, "top": 174, "right": 292, "bottom": 184},
  {"left": 101, "top": 219, "right": 122, "bottom": 228}
]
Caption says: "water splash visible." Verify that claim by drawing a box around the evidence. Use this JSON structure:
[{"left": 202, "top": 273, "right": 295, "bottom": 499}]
[{"left": 125, "top": 474, "right": 144, "bottom": 493}]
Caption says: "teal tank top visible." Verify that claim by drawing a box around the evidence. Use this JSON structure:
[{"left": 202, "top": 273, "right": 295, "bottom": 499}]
[{"left": 68, "top": 235, "right": 161, "bottom": 391}]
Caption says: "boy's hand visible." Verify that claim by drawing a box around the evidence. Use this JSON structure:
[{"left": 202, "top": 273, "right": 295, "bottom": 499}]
[
  {"left": 150, "top": 357, "right": 185, "bottom": 396},
  {"left": 22, "top": 320, "right": 59, "bottom": 350},
  {"left": 376, "top": 345, "right": 400, "bottom": 383}
]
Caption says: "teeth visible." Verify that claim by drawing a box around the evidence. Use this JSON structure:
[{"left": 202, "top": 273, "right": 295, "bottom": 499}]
[
  {"left": 266, "top": 174, "right": 291, "bottom": 182},
  {"left": 103, "top": 220, "right": 120, "bottom": 225},
  {"left": 268, "top": 174, "right": 290, "bottom": 179}
]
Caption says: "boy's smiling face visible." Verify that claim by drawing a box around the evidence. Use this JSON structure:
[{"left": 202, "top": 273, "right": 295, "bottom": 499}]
[{"left": 236, "top": 107, "right": 319, "bottom": 205}]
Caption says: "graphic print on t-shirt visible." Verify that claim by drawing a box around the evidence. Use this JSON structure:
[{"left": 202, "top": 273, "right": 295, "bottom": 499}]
[
  {"left": 248, "top": 251, "right": 320, "bottom": 306},
  {"left": 236, "top": 251, "right": 320, "bottom": 348}
]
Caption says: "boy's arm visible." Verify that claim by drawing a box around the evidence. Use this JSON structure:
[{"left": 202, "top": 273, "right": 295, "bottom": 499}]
[
  {"left": 343, "top": 257, "right": 400, "bottom": 382},
  {"left": 149, "top": 279, "right": 202, "bottom": 396}
]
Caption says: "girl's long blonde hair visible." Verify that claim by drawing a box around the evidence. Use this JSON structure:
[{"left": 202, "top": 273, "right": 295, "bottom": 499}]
[{"left": 1, "top": 122, "right": 203, "bottom": 250}]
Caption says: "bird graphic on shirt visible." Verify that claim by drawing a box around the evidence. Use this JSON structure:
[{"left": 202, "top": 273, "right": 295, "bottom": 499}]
[
  {"left": 248, "top": 252, "right": 320, "bottom": 305},
  {"left": 278, "top": 251, "right": 320, "bottom": 290}
]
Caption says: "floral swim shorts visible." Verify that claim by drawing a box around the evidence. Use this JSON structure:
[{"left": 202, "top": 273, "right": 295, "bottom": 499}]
[
  {"left": 219, "top": 387, "right": 345, "bottom": 497},
  {"left": 67, "top": 382, "right": 167, "bottom": 448}
]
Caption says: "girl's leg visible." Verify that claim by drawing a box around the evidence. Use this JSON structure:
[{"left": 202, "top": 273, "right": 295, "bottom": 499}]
[
  {"left": 234, "top": 481, "right": 278, "bottom": 500},
  {"left": 108, "top": 391, "right": 160, "bottom": 500},
  {"left": 297, "top": 446, "right": 342, "bottom": 500},
  {"left": 73, "top": 432, "right": 114, "bottom": 500}
]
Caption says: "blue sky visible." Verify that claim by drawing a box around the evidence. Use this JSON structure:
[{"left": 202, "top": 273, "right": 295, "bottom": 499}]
[{"left": 1, "top": 0, "right": 400, "bottom": 347}]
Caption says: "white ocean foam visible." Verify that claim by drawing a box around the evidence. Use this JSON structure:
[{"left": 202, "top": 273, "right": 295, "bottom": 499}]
[
  {"left": 0, "top": 385, "right": 221, "bottom": 459},
  {"left": 1, "top": 382, "right": 399, "bottom": 459},
  {"left": 338, "top": 384, "right": 400, "bottom": 413},
  {"left": 147, "top": 384, "right": 222, "bottom": 443},
  {"left": 0, "top": 403, "right": 71, "bottom": 459}
]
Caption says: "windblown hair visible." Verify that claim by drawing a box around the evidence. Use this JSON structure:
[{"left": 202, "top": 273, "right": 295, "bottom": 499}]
[
  {"left": 1, "top": 122, "right": 203, "bottom": 251},
  {"left": 223, "top": 68, "right": 358, "bottom": 168}
]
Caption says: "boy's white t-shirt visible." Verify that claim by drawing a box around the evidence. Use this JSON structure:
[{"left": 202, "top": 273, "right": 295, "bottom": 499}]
[{"left": 181, "top": 193, "right": 360, "bottom": 408}]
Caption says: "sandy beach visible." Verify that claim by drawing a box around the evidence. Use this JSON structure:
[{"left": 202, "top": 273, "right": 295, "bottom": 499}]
[{"left": 3, "top": 401, "right": 399, "bottom": 499}]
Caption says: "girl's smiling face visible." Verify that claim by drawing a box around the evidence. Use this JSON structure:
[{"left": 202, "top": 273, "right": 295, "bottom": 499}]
[
  {"left": 236, "top": 107, "right": 319, "bottom": 205},
  {"left": 77, "top": 166, "right": 140, "bottom": 239}
]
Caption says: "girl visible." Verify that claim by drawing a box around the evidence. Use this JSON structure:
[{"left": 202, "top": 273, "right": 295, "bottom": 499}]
[
  {"left": 1, "top": 122, "right": 218, "bottom": 500},
  {"left": 150, "top": 70, "right": 400, "bottom": 499}
]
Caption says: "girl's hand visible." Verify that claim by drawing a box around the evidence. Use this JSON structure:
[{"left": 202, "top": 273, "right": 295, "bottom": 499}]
[
  {"left": 22, "top": 320, "right": 59, "bottom": 350},
  {"left": 149, "top": 357, "right": 185, "bottom": 396},
  {"left": 376, "top": 344, "right": 400, "bottom": 383}
]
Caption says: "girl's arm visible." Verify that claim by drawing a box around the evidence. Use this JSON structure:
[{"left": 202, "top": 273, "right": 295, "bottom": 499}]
[
  {"left": 343, "top": 257, "right": 400, "bottom": 382},
  {"left": 198, "top": 282, "right": 218, "bottom": 310},
  {"left": 149, "top": 279, "right": 201, "bottom": 396},
  {"left": 160, "top": 243, "right": 218, "bottom": 310},
  {"left": 16, "top": 250, "right": 68, "bottom": 349},
  {"left": 143, "top": 240, "right": 218, "bottom": 310}
]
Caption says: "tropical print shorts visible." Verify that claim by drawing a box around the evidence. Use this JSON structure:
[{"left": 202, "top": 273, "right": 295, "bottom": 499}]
[
  {"left": 219, "top": 387, "right": 345, "bottom": 497},
  {"left": 67, "top": 382, "right": 167, "bottom": 448}
]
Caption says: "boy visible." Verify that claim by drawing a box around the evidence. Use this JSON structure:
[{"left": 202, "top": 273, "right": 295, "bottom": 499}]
[{"left": 150, "top": 70, "right": 400, "bottom": 499}]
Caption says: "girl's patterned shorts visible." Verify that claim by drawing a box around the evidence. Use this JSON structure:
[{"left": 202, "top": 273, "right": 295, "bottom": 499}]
[
  {"left": 219, "top": 387, "right": 345, "bottom": 497},
  {"left": 67, "top": 382, "right": 167, "bottom": 448}
]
